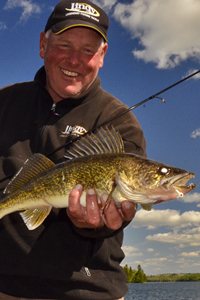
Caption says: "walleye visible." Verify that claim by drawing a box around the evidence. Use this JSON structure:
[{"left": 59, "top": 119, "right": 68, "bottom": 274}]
[{"left": 0, "top": 127, "right": 195, "bottom": 230}]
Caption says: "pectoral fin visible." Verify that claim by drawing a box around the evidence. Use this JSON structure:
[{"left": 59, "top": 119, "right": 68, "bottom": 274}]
[
  {"left": 102, "top": 184, "right": 117, "bottom": 211},
  {"left": 20, "top": 206, "right": 52, "bottom": 230},
  {"left": 141, "top": 204, "right": 152, "bottom": 211}
]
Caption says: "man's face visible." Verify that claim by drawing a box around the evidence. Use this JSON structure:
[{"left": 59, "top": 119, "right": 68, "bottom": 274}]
[{"left": 40, "top": 27, "right": 108, "bottom": 103}]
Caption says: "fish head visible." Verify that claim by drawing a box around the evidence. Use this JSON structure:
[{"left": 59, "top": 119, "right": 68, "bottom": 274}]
[
  {"left": 120, "top": 155, "right": 196, "bottom": 204},
  {"left": 137, "top": 158, "right": 196, "bottom": 201},
  {"left": 158, "top": 169, "right": 196, "bottom": 199}
]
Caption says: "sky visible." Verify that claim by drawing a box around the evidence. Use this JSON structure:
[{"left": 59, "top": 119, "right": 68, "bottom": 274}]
[{"left": 0, "top": 0, "right": 200, "bottom": 276}]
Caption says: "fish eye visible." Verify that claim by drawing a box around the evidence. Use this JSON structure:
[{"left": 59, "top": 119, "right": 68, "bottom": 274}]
[{"left": 159, "top": 167, "right": 170, "bottom": 175}]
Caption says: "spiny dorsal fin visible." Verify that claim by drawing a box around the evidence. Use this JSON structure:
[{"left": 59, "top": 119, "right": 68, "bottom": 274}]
[
  {"left": 64, "top": 126, "right": 124, "bottom": 160},
  {"left": 4, "top": 153, "right": 55, "bottom": 194}
]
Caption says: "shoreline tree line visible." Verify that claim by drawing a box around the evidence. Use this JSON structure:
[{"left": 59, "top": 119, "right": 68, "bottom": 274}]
[{"left": 122, "top": 264, "right": 200, "bottom": 283}]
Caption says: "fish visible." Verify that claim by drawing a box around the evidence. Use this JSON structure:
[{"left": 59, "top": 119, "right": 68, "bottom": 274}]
[{"left": 0, "top": 127, "right": 195, "bottom": 230}]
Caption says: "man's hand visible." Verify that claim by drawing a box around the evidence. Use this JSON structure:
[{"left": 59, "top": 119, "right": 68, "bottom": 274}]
[{"left": 67, "top": 184, "right": 136, "bottom": 230}]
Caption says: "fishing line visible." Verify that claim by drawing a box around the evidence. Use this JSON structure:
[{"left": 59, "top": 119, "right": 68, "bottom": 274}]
[
  {"left": 0, "top": 69, "right": 200, "bottom": 187},
  {"left": 46, "top": 69, "right": 200, "bottom": 158}
]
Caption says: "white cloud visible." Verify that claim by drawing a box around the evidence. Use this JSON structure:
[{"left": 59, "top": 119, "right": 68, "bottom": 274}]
[
  {"left": 147, "top": 248, "right": 154, "bottom": 252},
  {"left": 181, "top": 192, "right": 200, "bottom": 203},
  {"left": 184, "top": 69, "right": 200, "bottom": 80},
  {"left": 142, "top": 257, "right": 168, "bottom": 268},
  {"left": 122, "top": 245, "right": 143, "bottom": 257},
  {"left": 145, "top": 257, "right": 167, "bottom": 264},
  {"left": 113, "top": 0, "right": 200, "bottom": 69},
  {"left": 191, "top": 128, "right": 200, "bottom": 139},
  {"left": 132, "top": 209, "right": 200, "bottom": 229},
  {"left": 4, "top": 0, "right": 41, "bottom": 22},
  {"left": 179, "top": 251, "right": 200, "bottom": 257},
  {"left": 0, "top": 22, "right": 7, "bottom": 31},
  {"left": 146, "top": 227, "right": 200, "bottom": 247},
  {"left": 92, "top": 0, "right": 117, "bottom": 11}
]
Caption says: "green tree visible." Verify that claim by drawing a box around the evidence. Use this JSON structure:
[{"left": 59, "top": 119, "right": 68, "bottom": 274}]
[
  {"left": 122, "top": 264, "right": 147, "bottom": 283},
  {"left": 178, "top": 273, "right": 200, "bottom": 281},
  {"left": 122, "top": 264, "right": 137, "bottom": 283},
  {"left": 134, "top": 264, "right": 147, "bottom": 283}
]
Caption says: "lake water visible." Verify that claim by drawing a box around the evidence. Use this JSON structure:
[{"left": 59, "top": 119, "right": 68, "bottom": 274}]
[{"left": 125, "top": 282, "right": 200, "bottom": 300}]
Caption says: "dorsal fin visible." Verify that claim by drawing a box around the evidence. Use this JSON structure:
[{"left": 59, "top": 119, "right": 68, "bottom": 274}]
[
  {"left": 64, "top": 126, "right": 124, "bottom": 160},
  {"left": 4, "top": 153, "right": 55, "bottom": 194}
]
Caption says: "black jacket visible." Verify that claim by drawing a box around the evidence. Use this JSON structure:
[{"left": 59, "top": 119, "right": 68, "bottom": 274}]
[{"left": 0, "top": 67, "right": 146, "bottom": 299}]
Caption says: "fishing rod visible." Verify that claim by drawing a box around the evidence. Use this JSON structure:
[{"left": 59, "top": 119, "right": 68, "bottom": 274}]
[
  {"left": 0, "top": 69, "right": 199, "bottom": 186},
  {"left": 46, "top": 69, "right": 200, "bottom": 157}
]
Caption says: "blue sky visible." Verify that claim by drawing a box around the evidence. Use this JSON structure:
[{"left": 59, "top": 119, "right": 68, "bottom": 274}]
[{"left": 1, "top": 0, "right": 200, "bottom": 275}]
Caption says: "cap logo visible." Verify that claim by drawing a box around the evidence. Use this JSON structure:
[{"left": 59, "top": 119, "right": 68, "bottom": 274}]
[{"left": 66, "top": 3, "right": 100, "bottom": 18}]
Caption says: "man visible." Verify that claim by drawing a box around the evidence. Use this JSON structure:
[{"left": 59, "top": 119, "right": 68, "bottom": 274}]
[{"left": 0, "top": 0, "right": 146, "bottom": 299}]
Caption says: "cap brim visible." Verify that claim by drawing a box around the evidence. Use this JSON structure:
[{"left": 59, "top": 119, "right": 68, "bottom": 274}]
[{"left": 51, "top": 20, "right": 108, "bottom": 42}]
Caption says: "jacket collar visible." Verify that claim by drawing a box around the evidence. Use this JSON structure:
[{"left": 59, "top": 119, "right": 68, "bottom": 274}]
[{"left": 34, "top": 66, "right": 101, "bottom": 108}]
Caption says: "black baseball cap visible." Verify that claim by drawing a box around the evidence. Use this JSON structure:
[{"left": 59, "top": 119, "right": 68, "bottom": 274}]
[{"left": 45, "top": 0, "right": 109, "bottom": 42}]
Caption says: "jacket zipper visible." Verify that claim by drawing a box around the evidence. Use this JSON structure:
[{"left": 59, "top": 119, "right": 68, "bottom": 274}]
[
  {"left": 84, "top": 238, "right": 96, "bottom": 277},
  {"left": 42, "top": 102, "right": 91, "bottom": 278},
  {"left": 84, "top": 267, "right": 91, "bottom": 277},
  {"left": 36, "top": 103, "right": 61, "bottom": 153},
  {"left": 51, "top": 103, "right": 61, "bottom": 116}
]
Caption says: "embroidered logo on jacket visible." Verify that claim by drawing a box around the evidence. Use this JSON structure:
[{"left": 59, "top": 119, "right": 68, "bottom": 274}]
[{"left": 61, "top": 125, "right": 87, "bottom": 137}]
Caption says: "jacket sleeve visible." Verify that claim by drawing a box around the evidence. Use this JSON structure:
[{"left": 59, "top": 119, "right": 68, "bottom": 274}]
[{"left": 71, "top": 219, "right": 131, "bottom": 239}]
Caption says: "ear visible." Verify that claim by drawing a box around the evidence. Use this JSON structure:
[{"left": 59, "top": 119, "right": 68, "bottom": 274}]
[
  {"left": 39, "top": 31, "right": 48, "bottom": 59},
  {"left": 99, "top": 43, "right": 108, "bottom": 69}
]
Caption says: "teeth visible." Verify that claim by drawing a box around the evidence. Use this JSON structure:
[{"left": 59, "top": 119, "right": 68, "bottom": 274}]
[{"left": 61, "top": 69, "right": 78, "bottom": 77}]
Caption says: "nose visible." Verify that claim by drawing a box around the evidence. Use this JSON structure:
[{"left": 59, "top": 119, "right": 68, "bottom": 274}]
[{"left": 66, "top": 49, "right": 81, "bottom": 66}]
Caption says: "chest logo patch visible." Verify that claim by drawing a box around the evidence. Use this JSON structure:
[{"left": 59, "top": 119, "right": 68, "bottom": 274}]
[{"left": 61, "top": 125, "right": 87, "bottom": 137}]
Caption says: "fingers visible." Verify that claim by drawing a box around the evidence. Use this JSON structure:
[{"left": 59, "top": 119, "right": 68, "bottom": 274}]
[
  {"left": 67, "top": 185, "right": 102, "bottom": 229},
  {"left": 120, "top": 201, "right": 136, "bottom": 221},
  {"left": 101, "top": 196, "right": 136, "bottom": 230},
  {"left": 101, "top": 195, "right": 123, "bottom": 230},
  {"left": 67, "top": 184, "right": 87, "bottom": 228},
  {"left": 67, "top": 186, "right": 136, "bottom": 230},
  {"left": 67, "top": 184, "right": 84, "bottom": 216},
  {"left": 86, "top": 189, "right": 102, "bottom": 226}
]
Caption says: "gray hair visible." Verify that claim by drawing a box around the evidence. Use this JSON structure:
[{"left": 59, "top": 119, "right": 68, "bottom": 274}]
[{"left": 45, "top": 29, "right": 52, "bottom": 39}]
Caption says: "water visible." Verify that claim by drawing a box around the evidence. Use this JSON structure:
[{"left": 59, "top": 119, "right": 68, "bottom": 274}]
[{"left": 125, "top": 282, "right": 200, "bottom": 300}]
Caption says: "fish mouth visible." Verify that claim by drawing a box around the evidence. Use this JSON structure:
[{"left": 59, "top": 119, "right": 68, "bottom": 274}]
[{"left": 161, "top": 172, "right": 196, "bottom": 194}]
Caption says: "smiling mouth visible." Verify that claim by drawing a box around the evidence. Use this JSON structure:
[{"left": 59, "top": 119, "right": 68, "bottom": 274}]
[{"left": 61, "top": 69, "right": 79, "bottom": 77}]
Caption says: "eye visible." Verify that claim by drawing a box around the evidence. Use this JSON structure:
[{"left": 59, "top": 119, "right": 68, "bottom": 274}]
[
  {"left": 57, "top": 43, "right": 71, "bottom": 50},
  {"left": 84, "top": 48, "right": 93, "bottom": 54},
  {"left": 82, "top": 46, "right": 96, "bottom": 55},
  {"left": 159, "top": 167, "right": 171, "bottom": 175},
  {"left": 62, "top": 44, "right": 70, "bottom": 48}
]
